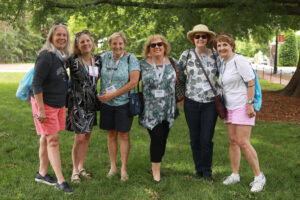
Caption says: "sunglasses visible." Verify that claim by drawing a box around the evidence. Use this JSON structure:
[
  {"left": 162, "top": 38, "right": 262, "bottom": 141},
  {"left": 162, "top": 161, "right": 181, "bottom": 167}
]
[
  {"left": 75, "top": 30, "right": 90, "bottom": 38},
  {"left": 194, "top": 34, "right": 208, "bottom": 39},
  {"left": 149, "top": 42, "right": 164, "bottom": 48}
]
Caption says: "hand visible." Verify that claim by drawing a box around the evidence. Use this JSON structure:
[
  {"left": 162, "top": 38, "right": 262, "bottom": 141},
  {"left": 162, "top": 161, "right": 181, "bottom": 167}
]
[
  {"left": 98, "top": 92, "right": 115, "bottom": 103},
  {"left": 36, "top": 109, "right": 46, "bottom": 123},
  {"left": 247, "top": 104, "right": 256, "bottom": 118}
]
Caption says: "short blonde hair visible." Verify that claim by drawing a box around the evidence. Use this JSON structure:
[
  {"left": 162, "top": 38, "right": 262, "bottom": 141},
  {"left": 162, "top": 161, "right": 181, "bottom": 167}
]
[
  {"left": 39, "top": 23, "right": 71, "bottom": 57},
  {"left": 142, "top": 35, "right": 171, "bottom": 58},
  {"left": 72, "top": 30, "right": 95, "bottom": 56},
  {"left": 108, "top": 32, "right": 127, "bottom": 45},
  {"left": 214, "top": 33, "right": 235, "bottom": 51}
]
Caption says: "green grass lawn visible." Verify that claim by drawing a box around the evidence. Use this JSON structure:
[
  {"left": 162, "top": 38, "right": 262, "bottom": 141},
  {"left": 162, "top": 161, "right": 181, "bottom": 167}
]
[{"left": 0, "top": 73, "right": 299, "bottom": 200}]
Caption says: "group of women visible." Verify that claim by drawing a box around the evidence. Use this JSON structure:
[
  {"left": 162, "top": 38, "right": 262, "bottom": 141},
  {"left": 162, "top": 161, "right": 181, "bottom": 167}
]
[{"left": 31, "top": 23, "right": 266, "bottom": 193}]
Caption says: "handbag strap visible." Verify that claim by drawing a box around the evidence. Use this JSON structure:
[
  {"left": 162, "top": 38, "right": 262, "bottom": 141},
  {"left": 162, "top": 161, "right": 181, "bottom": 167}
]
[
  {"left": 126, "top": 53, "right": 141, "bottom": 96},
  {"left": 169, "top": 57, "right": 179, "bottom": 85},
  {"left": 193, "top": 49, "right": 217, "bottom": 97}
]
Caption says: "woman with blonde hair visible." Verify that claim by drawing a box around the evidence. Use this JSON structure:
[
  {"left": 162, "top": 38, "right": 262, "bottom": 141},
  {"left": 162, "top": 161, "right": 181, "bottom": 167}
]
[
  {"left": 31, "top": 23, "right": 72, "bottom": 193},
  {"left": 98, "top": 32, "right": 140, "bottom": 181},
  {"left": 139, "top": 34, "right": 177, "bottom": 183},
  {"left": 66, "top": 30, "right": 102, "bottom": 183}
]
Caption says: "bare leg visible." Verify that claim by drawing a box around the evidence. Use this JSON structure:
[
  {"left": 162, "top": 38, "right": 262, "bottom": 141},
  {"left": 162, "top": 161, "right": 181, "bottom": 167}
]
[
  {"left": 77, "top": 133, "right": 91, "bottom": 171},
  {"left": 39, "top": 135, "right": 49, "bottom": 176},
  {"left": 118, "top": 132, "right": 130, "bottom": 179},
  {"left": 226, "top": 123, "right": 241, "bottom": 174},
  {"left": 152, "top": 162, "right": 161, "bottom": 181},
  {"left": 107, "top": 130, "right": 118, "bottom": 173},
  {"left": 235, "top": 125, "right": 261, "bottom": 176},
  {"left": 46, "top": 134, "right": 65, "bottom": 184}
]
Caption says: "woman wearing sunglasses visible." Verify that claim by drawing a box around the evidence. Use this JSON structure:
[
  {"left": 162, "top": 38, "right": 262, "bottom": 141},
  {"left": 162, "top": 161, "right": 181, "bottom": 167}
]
[
  {"left": 178, "top": 24, "right": 221, "bottom": 181},
  {"left": 98, "top": 32, "right": 140, "bottom": 181},
  {"left": 139, "top": 35, "right": 177, "bottom": 183},
  {"left": 66, "top": 30, "right": 102, "bottom": 183},
  {"left": 31, "top": 23, "right": 72, "bottom": 193}
]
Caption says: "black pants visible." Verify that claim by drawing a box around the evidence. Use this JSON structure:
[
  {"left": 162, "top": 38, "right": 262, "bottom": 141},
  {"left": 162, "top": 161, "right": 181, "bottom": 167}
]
[
  {"left": 184, "top": 97, "right": 218, "bottom": 175},
  {"left": 147, "top": 121, "right": 170, "bottom": 163}
]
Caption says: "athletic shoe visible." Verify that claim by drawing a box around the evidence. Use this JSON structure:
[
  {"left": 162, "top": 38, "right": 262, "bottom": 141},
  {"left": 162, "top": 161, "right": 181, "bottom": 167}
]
[
  {"left": 56, "top": 181, "right": 73, "bottom": 193},
  {"left": 223, "top": 173, "right": 240, "bottom": 185},
  {"left": 250, "top": 173, "right": 266, "bottom": 192},
  {"left": 35, "top": 172, "right": 57, "bottom": 186}
]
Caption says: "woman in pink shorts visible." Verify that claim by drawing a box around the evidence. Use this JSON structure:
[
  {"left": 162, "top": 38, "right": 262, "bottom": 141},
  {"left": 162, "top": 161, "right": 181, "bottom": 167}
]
[
  {"left": 214, "top": 34, "right": 266, "bottom": 192},
  {"left": 31, "top": 23, "right": 72, "bottom": 193}
]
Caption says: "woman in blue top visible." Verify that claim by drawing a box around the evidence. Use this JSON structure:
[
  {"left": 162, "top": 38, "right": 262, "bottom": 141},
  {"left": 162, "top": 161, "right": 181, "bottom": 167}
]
[
  {"left": 98, "top": 32, "right": 140, "bottom": 181},
  {"left": 139, "top": 35, "right": 177, "bottom": 183}
]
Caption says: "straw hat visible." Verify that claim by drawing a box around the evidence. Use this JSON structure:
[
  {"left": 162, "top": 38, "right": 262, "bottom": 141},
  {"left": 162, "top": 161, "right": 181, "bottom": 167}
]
[{"left": 187, "top": 24, "right": 216, "bottom": 43}]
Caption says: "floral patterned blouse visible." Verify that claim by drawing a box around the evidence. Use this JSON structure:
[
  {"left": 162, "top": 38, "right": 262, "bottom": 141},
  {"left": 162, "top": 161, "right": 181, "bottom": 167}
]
[
  {"left": 138, "top": 58, "right": 177, "bottom": 130},
  {"left": 178, "top": 48, "right": 221, "bottom": 103}
]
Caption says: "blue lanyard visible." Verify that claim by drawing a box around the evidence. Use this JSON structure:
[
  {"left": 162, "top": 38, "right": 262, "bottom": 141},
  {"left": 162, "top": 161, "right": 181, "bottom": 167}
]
[
  {"left": 220, "top": 52, "right": 235, "bottom": 86},
  {"left": 81, "top": 55, "right": 96, "bottom": 87},
  {"left": 195, "top": 48, "right": 208, "bottom": 67},
  {"left": 152, "top": 57, "right": 166, "bottom": 85}
]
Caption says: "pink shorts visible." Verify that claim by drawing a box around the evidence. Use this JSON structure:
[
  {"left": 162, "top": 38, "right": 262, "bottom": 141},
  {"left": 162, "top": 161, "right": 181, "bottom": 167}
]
[
  {"left": 31, "top": 97, "right": 66, "bottom": 135},
  {"left": 225, "top": 104, "right": 255, "bottom": 126}
]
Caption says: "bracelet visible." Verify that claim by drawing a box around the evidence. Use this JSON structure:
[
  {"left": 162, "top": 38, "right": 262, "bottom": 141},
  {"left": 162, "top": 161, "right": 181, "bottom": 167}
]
[{"left": 248, "top": 84, "right": 255, "bottom": 87}]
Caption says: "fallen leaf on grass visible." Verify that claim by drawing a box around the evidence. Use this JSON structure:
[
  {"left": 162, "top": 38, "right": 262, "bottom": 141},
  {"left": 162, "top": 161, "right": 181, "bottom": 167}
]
[
  {"left": 144, "top": 188, "right": 160, "bottom": 200},
  {"left": 6, "top": 164, "right": 19, "bottom": 168}
]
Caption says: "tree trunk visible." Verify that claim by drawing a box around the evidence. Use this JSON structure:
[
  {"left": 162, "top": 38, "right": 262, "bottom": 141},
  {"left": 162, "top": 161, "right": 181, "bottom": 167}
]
[{"left": 277, "top": 56, "right": 300, "bottom": 97}]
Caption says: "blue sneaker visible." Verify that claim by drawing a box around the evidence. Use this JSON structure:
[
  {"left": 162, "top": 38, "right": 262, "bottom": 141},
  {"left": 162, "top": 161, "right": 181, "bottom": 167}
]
[
  {"left": 35, "top": 172, "right": 57, "bottom": 186},
  {"left": 56, "top": 181, "right": 73, "bottom": 193}
]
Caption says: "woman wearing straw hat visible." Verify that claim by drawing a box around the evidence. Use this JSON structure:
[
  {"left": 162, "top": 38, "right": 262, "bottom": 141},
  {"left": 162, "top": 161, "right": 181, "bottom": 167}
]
[{"left": 178, "top": 24, "right": 221, "bottom": 181}]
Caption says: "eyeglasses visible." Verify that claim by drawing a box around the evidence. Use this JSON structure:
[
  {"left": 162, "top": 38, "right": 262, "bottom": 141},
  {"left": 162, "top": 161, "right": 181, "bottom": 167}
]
[
  {"left": 194, "top": 34, "right": 208, "bottom": 40},
  {"left": 75, "top": 30, "right": 90, "bottom": 38},
  {"left": 149, "top": 42, "right": 164, "bottom": 48}
]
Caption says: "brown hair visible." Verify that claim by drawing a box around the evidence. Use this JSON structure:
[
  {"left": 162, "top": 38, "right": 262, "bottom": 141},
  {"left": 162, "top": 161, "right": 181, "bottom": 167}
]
[
  {"left": 142, "top": 34, "right": 171, "bottom": 58},
  {"left": 72, "top": 30, "right": 95, "bottom": 56},
  {"left": 213, "top": 33, "right": 235, "bottom": 51}
]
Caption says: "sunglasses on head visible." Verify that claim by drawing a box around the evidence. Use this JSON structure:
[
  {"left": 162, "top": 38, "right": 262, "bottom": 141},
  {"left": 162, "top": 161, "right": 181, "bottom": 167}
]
[
  {"left": 194, "top": 34, "right": 208, "bottom": 39},
  {"left": 149, "top": 42, "right": 164, "bottom": 48},
  {"left": 75, "top": 30, "right": 90, "bottom": 38}
]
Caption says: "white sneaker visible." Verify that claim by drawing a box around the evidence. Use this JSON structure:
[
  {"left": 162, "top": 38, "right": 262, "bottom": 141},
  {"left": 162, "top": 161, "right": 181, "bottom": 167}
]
[
  {"left": 250, "top": 173, "right": 266, "bottom": 192},
  {"left": 223, "top": 173, "right": 240, "bottom": 185}
]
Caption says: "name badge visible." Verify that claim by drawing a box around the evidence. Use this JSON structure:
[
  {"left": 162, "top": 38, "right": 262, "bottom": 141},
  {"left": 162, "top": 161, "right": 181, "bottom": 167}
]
[
  {"left": 155, "top": 90, "right": 165, "bottom": 98},
  {"left": 202, "top": 82, "right": 211, "bottom": 91},
  {"left": 106, "top": 85, "right": 117, "bottom": 93},
  {"left": 89, "top": 66, "right": 99, "bottom": 77}
]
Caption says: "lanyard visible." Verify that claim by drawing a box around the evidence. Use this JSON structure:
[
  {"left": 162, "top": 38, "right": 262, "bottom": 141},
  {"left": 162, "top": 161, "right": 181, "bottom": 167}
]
[
  {"left": 152, "top": 57, "right": 166, "bottom": 85},
  {"left": 220, "top": 52, "right": 234, "bottom": 86},
  {"left": 195, "top": 48, "right": 208, "bottom": 67},
  {"left": 81, "top": 55, "right": 96, "bottom": 87},
  {"left": 106, "top": 52, "right": 124, "bottom": 86}
]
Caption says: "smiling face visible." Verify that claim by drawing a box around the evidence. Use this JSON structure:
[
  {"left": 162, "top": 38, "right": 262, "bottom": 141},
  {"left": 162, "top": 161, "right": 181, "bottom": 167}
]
[
  {"left": 109, "top": 36, "right": 125, "bottom": 58},
  {"left": 149, "top": 38, "right": 165, "bottom": 57},
  {"left": 52, "top": 27, "right": 68, "bottom": 50},
  {"left": 78, "top": 34, "right": 94, "bottom": 55},
  {"left": 216, "top": 41, "right": 233, "bottom": 60},
  {"left": 193, "top": 32, "right": 208, "bottom": 48}
]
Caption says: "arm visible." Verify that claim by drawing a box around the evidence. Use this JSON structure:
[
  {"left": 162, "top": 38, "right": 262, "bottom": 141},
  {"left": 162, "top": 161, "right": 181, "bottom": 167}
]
[
  {"left": 247, "top": 79, "right": 256, "bottom": 118},
  {"left": 34, "top": 93, "right": 46, "bottom": 123},
  {"left": 98, "top": 70, "right": 140, "bottom": 103}
]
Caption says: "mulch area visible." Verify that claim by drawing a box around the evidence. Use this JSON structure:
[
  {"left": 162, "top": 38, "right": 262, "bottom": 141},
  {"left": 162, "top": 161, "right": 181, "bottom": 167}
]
[{"left": 256, "top": 90, "right": 300, "bottom": 124}]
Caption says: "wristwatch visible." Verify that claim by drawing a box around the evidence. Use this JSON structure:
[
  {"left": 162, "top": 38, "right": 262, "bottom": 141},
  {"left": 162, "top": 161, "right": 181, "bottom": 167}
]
[{"left": 247, "top": 99, "right": 254, "bottom": 104}]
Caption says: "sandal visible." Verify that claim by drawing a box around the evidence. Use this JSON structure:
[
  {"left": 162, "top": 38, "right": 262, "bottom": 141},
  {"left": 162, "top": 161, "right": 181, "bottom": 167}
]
[
  {"left": 106, "top": 170, "right": 118, "bottom": 179},
  {"left": 121, "top": 173, "right": 129, "bottom": 182},
  {"left": 71, "top": 173, "right": 81, "bottom": 183},
  {"left": 79, "top": 168, "right": 92, "bottom": 179}
]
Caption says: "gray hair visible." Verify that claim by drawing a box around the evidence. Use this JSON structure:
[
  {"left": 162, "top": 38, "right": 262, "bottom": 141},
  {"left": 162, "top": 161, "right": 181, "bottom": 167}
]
[{"left": 39, "top": 23, "right": 71, "bottom": 57}]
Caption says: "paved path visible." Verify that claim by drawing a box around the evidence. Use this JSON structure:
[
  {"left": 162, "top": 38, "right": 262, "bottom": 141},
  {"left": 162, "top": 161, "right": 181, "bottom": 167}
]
[{"left": 0, "top": 64, "right": 33, "bottom": 72}]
